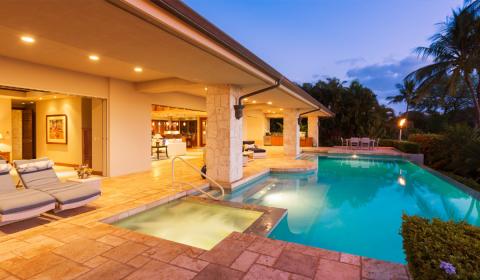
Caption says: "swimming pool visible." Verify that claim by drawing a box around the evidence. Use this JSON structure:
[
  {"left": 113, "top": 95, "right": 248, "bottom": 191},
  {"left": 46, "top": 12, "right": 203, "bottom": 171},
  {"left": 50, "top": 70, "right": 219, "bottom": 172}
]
[
  {"left": 225, "top": 155, "right": 480, "bottom": 263},
  {"left": 112, "top": 199, "right": 262, "bottom": 250}
]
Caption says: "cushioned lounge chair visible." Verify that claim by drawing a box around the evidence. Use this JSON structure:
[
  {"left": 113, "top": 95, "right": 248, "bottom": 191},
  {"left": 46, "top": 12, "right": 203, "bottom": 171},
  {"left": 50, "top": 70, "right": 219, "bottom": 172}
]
[
  {"left": 0, "top": 160, "right": 56, "bottom": 225},
  {"left": 14, "top": 158, "right": 101, "bottom": 212},
  {"left": 243, "top": 141, "right": 267, "bottom": 159}
]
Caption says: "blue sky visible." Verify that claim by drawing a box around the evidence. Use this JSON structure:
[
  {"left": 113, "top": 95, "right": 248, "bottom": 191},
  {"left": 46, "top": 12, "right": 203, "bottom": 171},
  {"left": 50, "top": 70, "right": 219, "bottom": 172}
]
[{"left": 184, "top": 0, "right": 463, "bottom": 112}]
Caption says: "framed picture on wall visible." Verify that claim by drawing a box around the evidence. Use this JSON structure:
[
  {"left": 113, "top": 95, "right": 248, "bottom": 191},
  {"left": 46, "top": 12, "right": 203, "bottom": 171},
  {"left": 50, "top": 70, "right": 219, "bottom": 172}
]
[{"left": 46, "top": 114, "right": 68, "bottom": 144}]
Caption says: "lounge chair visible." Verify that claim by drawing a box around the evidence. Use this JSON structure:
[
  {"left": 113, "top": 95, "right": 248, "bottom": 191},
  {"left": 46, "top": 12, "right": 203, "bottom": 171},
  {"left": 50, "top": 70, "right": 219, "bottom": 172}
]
[
  {"left": 0, "top": 160, "right": 56, "bottom": 225},
  {"left": 14, "top": 158, "right": 101, "bottom": 212},
  {"left": 243, "top": 141, "right": 266, "bottom": 159}
]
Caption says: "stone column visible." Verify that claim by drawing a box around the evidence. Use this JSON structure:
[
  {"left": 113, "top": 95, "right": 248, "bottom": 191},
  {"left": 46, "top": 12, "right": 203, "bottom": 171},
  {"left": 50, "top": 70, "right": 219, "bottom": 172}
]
[
  {"left": 283, "top": 109, "right": 300, "bottom": 156},
  {"left": 205, "top": 85, "right": 243, "bottom": 185},
  {"left": 308, "top": 116, "right": 319, "bottom": 147}
]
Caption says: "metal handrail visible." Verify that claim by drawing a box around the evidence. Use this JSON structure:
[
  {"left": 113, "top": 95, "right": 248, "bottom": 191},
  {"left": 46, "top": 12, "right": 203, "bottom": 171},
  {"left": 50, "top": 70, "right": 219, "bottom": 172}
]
[{"left": 171, "top": 156, "right": 225, "bottom": 200}]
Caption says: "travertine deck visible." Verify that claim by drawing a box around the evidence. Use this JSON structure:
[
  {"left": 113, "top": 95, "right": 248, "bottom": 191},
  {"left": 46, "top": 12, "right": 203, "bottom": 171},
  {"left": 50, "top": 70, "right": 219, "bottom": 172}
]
[{"left": 0, "top": 148, "right": 409, "bottom": 279}]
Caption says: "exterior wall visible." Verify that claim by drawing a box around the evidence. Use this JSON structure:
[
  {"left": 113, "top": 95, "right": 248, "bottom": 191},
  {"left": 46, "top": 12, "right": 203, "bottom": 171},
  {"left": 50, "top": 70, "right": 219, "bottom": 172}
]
[
  {"left": 0, "top": 56, "right": 109, "bottom": 99},
  {"left": 0, "top": 99, "right": 12, "bottom": 154},
  {"left": 283, "top": 109, "right": 300, "bottom": 156},
  {"left": 308, "top": 116, "right": 319, "bottom": 147},
  {"left": 243, "top": 109, "right": 266, "bottom": 146},
  {"left": 36, "top": 96, "right": 83, "bottom": 165},
  {"left": 108, "top": 79, "right": 151, "bottom": 177},
  {"left": 205, "top": 85, "right": 243, "bottom": 184}
]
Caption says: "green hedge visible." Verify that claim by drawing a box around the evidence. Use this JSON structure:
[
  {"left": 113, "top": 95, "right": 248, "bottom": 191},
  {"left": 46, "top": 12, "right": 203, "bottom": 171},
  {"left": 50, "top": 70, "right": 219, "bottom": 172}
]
[
  {"left": 379, "top": 139, "right": 420, "bottom": 154},
  {"left": 402, "top": 215, "right": 480, "bottom": 279}
]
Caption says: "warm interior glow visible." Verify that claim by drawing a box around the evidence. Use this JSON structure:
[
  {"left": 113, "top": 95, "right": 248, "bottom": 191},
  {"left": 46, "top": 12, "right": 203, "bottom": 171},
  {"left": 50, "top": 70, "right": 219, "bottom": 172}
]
[
  {"left": 280, "top": 108, "right": 284, "bottom": 111},
  {"left": 252, "top": 100, "right": 257, "bottom": 104},
  {"left": 20, "top": 36, "right": 35, "bottom": 43},
  {"left": 88, "top": 54, "right": 100, "bottom": 61},
  {"left": 244, "top": 98, "right": 249, "bottom": 101},
  {"left": 267, "top": 101, "right": 272, "bottom": 105},
  {"left": 134, "top": 67, "right": 143, "bottom": 73},
  {"left": 398, "top": 118, "right": 407, "bottom": 128}
]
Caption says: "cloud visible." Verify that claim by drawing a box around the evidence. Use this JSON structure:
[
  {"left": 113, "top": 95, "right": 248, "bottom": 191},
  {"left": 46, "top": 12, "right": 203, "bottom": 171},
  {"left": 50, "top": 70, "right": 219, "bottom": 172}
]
[
  {"left": 336, "top": 57, "right": 366, "bottom": 66},
  {"left": 346, "top": 56, "right": 426, "bottom": 99}
]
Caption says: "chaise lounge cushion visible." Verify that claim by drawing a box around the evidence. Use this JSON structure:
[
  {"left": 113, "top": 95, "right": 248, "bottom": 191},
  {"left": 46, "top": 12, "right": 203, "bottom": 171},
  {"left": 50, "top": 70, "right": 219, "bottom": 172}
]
[
  {"left": 0, "top": 189, "right": 55, "bottom": 215},
  {"left": 32, "top": 182, "right": 100, "bottom": 205}
]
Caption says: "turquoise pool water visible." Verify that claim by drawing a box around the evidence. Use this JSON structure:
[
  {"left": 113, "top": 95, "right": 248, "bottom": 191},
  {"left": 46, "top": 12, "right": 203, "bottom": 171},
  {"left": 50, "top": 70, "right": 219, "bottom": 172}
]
[{"left": 225, "top": 155, "right": 480, "bottom": 263}]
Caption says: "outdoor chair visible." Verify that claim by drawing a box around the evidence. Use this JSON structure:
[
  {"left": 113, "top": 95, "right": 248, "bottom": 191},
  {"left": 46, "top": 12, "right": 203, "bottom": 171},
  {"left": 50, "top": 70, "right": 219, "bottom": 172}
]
[
  {"left": 350, "top": 137, "right": 360, "bottom": 149},
  {"left": 360, "top": 138, "right": 371, "bottom": 149},
  {"left": 14, "top": 158, "right": 101, "bottom": 212},
  {"left": 0, "top": 160, "right": 55, "bottom": 225},
  {"left": 243, "top": 141, "right": 266, "bottom": 159}
]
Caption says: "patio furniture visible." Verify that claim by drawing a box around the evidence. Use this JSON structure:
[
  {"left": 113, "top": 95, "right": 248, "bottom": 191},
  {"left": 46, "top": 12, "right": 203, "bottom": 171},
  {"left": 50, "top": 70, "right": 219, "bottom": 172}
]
[
  {"left": 340, "top": 137, "right": 347, "bottom": 149},
  {"left": 360, "top": 138, "right": 371, "bottom": 149},
  {"left": 152, "top": 139, "right": 168, "bottom": 159},
  {"left": 243, "top": 141, "right": 266, "bottom": 159},
  {"left": 0, "top": 160, "right": 56, "bottom": 225},
  {"left": 14, "top": 158, "right": 101, "bottom": 212},
  {"left": 349, "top": 138, "right": 360, "bottom": 149}
]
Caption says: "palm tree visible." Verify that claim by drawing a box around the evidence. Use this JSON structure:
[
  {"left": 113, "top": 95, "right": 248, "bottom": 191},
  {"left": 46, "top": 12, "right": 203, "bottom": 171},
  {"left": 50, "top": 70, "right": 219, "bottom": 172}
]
[
  {"left": 406, "top": 6, "right": 480, "bottom": 126},
  {"left": 387, "top": 79, "right": 417, "bottom": 118}
]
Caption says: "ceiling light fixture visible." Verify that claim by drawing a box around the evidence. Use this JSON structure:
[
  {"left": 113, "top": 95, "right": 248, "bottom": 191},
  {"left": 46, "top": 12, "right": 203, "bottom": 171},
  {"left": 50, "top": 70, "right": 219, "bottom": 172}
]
[
  {"left": 20, "top": 36, "right": 35, "bottom": 43},
  {"left": 88, "top": 54, "right": 100, "bottom": 61},
  {"left": 267, "top": 101, "right": 272, "bottom": 105},
  {"left": 252, "top": 100, "right": 257, "bottom": 104},
  {"left": 204, "top": 87, "right": 208, "bottom": 91},
  {"left": 280, "top": 108, "right": 284, "bottom": 111},
  {"left": 134, "top": 67, "right": 143, "bottom": 73}
]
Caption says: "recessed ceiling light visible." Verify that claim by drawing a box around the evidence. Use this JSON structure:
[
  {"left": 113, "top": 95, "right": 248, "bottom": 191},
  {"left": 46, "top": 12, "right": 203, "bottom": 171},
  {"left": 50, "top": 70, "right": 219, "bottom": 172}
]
[
  {"left": 30, "top": 101, "right": 34, "bottom": 104},
  {"left": 252, "top": 100, "right": 257, "bottom": 104},
  {"left": 20, "top": 36, "right": 35, "bottom": 43},
  {"left": 39, "top": 97, "right": 43, "bottom": 100},
  {"left": 21, "top": 102, "right": 25, "bottom": 105},
  {"left": 280, "top": 108, "right": 284, "bottom": 111},
  {"left": 204, "top": 87, "right": 208, "bottom": 91},
  {"left": 244, "top": 98, "right": 249, "bottom": 101},
  {"left": 88, "top": 54, "right": 100, "bottom": 61},
  {"left": 134, "top": 67, "right": 143, "bottom": 73},
  {"left": 267, "top": 101, "right": 272, "bottom": 105}
]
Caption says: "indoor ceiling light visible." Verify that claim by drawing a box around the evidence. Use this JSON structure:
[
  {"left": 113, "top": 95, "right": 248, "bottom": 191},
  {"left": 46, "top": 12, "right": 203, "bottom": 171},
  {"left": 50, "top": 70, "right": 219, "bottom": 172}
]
[
  {"left": 252, "top": 100, "right": 257, "bottom": 104},
  {"left": 204, "top": 87, "right": 208, "bottom": 91},
  {"left": 20, "top": 36, "right": 35, "bottom": 44},
  {"left": 267, "top": 101, "right": 272, "bottom": 105},
  {"left": 134, "top": 67, "right": 143, "bottom": 73},
  {"left": 280, "top": 108, "right": 284, "bottom": 111},
  {"left": 244, "top": 98, "right": 249, "bottom": 101},
  {"left": 88, "top": 54, "right": 100, "bottom": 61}
]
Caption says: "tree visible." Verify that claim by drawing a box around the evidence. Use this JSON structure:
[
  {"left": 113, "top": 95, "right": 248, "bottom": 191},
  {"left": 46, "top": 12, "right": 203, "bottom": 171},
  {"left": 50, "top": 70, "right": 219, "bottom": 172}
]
[
  {"left": 407, "top": 6, "right": 480, "bottom": 126},
  {"left": 302, "top": 78, "right": 396, "bottom": 145},
  {"left": 386, "top": 79, "right": 417, "bottom": 118}
]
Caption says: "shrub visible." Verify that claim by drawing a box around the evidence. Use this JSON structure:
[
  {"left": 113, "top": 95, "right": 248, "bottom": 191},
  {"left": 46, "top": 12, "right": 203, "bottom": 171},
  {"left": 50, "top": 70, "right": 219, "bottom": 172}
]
[
  {"left": 408, "top": 126, "right": 480, "bottom": 184},
  {"left": 402, "top": 215, "right": 480, "bottom": 280},
  {"left": 379, "top": 139, "right": 420, "bottom": 153}
]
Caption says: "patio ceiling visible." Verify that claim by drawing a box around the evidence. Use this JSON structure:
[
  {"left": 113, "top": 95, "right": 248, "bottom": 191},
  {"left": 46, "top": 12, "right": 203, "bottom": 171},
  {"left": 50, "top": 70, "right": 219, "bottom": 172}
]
[{"left": 0, "top": 0, "right": 325, "bottom": 111}]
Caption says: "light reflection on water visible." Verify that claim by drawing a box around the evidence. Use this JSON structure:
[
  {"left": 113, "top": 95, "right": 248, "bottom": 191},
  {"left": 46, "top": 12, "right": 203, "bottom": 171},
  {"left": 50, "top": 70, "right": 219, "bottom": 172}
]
[{"left": 225, "top": 157, "right": 480, "bottom": 264}]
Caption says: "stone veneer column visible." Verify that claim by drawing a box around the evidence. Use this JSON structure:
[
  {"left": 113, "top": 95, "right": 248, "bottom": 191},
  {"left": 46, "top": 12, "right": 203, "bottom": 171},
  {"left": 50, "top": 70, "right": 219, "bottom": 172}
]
[
  {"left": 205, "top": 85, "right": 243, "bottom": 185},
  {"left": 308, "top": 116, "right": 319, "bottom": 147},
  {"left": 283, "top": 109, "right": 300, "bottom": 156}
]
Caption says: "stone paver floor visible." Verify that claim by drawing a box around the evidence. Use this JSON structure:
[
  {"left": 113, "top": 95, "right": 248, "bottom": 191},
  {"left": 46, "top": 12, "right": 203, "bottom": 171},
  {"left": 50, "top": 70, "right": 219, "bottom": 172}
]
[{"left": 0, "top": 147, "right": 409, "bottom": 279}]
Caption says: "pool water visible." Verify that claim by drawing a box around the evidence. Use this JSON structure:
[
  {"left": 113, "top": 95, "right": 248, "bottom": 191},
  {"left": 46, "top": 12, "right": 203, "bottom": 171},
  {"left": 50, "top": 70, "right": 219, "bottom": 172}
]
[
  {"left": 112, "top": 200, "right": 262, "bottom": 250},
  {"left": 225, "top": 156, "right": 480, "bottom": 263}
]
